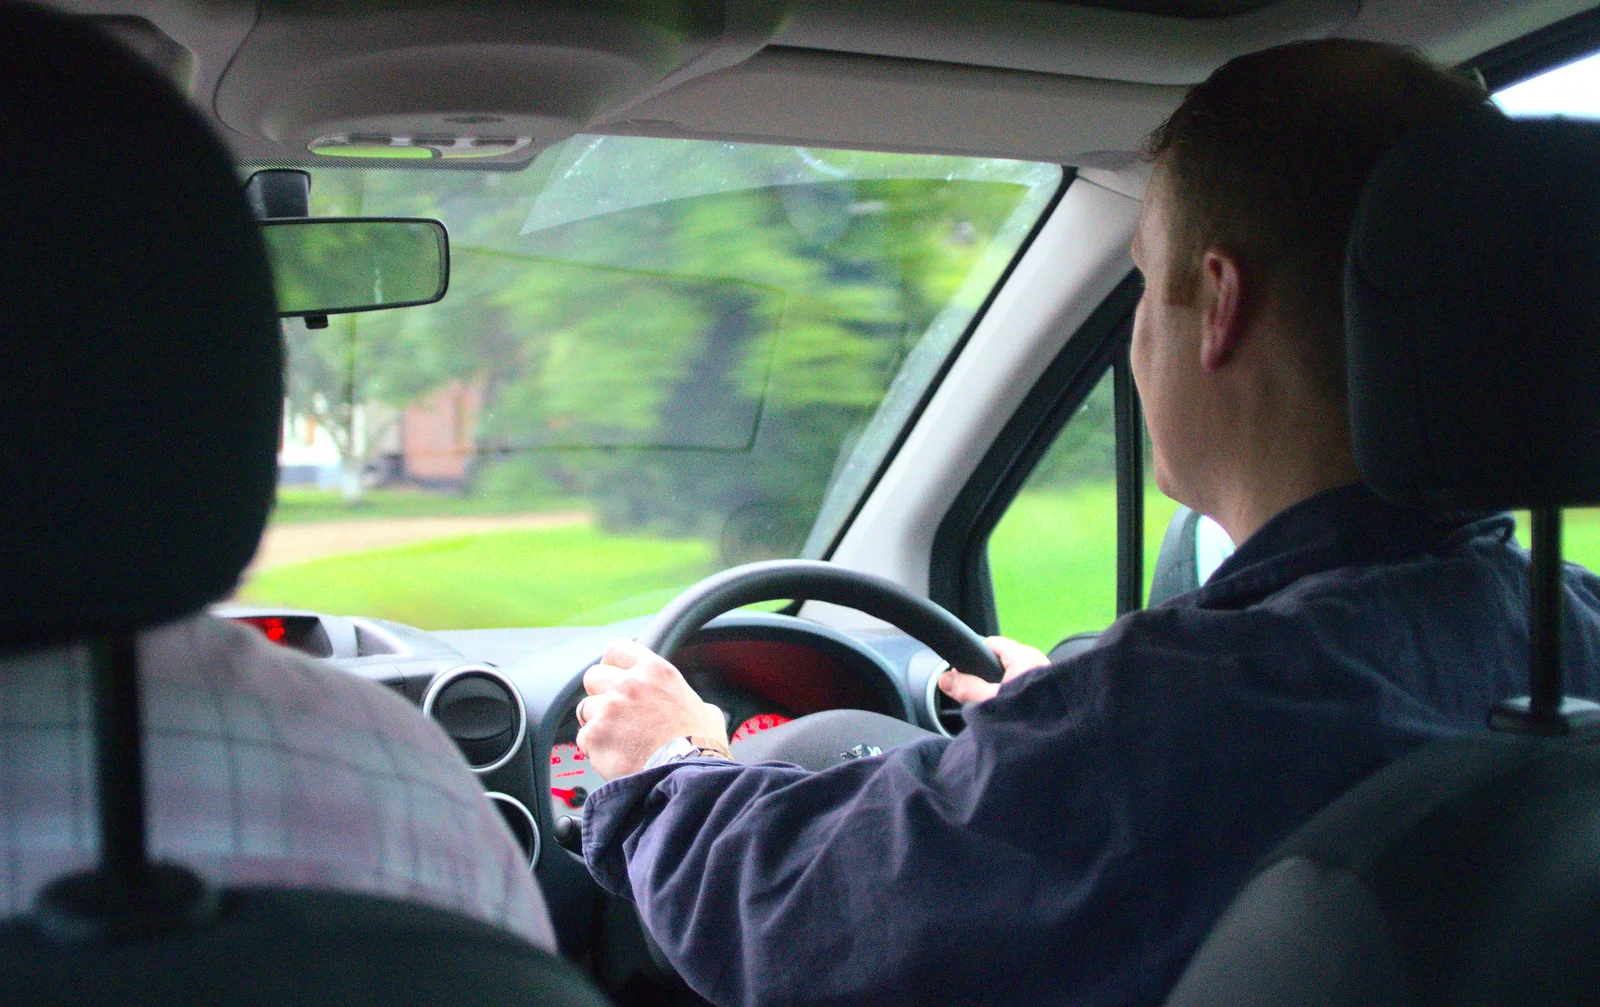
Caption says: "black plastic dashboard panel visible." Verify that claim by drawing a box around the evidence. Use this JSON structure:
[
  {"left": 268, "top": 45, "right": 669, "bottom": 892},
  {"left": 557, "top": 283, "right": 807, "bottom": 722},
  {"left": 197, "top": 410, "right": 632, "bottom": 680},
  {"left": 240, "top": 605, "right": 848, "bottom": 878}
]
[
  {"left": 1059, "top": 0, "right": 1278, "bottom": 14},
  {"left": 229, "top": 606, "right": 944, "bottom": 960}
]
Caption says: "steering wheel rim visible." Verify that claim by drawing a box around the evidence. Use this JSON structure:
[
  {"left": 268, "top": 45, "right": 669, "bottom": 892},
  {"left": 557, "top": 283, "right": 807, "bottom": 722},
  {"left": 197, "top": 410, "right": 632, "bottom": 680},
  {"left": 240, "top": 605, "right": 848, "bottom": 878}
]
[{"left": 638, "top": 559, "right": 1003, "bottom": 683}]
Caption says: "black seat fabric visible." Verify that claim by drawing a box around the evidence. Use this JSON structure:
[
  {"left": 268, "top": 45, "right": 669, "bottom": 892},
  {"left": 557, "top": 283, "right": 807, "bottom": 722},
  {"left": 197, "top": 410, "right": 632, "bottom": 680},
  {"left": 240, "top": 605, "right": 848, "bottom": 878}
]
[
  {"left": 1167, "top": 734, "right": 1600, "bottom": 1007},
  {"left": 0, "top": 5, "right": 610, "bottom": 1004},
  {"left": 1346, "top": 114, "right": 1600, "bottom": 511},
  {"left": 0, "top": 2, "right": 282, "bottom": 648},
  {"left": 0, "top": 888, "right": 611, "bottom": 1006},
  {"left": 1164, "top": 113, "right": 1600, "bottom": 1007}
]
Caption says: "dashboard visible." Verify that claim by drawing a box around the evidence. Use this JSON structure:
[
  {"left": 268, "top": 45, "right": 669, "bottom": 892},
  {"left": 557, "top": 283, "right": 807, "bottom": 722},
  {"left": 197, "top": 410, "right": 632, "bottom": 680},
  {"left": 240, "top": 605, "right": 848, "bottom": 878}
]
[{"left": 215, "top": 604, "right": 957, "bottom": 959}]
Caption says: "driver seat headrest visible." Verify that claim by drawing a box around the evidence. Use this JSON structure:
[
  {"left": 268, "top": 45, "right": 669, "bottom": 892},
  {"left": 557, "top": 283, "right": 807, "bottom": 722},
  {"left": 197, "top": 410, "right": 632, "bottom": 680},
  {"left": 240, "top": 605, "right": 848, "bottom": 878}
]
[
  {"left": 1346, "top": 112, "right": 1600, "bottom": 512},
  {"left": 0, "top": 1, "right": 282, "bottom": 650}
]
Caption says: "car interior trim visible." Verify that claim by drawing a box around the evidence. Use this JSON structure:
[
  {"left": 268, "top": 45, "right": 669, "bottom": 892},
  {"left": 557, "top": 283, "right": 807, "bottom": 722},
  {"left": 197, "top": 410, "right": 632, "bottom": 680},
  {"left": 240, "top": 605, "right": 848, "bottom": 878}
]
[
  {"left": 1113, "top": 340, "right": 1146, "bottom": 616},
  {"left": 484, "top": 791, "right": 542, "bottom": 870},
  {"left": 921, "top": 658, "right": 957, "bottom": 738},
  {"left": 54, "top": 0, "right": 1598, "bottom": 168},
  {"left": 421, "top": 665, "right": 530, "bottom": 776},
  {"left": 1471, "top": 2, "right": 1600, "bottom": 89},
  {"left": 344, "top": 617, "right": 414, "bottom": 658},
  {"left": 819, "top": 176, "right": 1142, "bottom": 628},
  {"left": 605, "top": 47, "right": 1186, "bottom": 164},
  {"left": 928, "top": 272, "right": 1142, "bottom": 633},
  {"left": 770, "top": 0, "right": 1359, "bottom": 86}
]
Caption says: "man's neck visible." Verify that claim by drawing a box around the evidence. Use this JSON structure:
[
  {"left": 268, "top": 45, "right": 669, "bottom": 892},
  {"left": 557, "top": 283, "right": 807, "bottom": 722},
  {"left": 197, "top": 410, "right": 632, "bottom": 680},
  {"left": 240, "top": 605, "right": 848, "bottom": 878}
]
[{"left": 1207, "top": 422, "right": 1361, "bottom": 548}]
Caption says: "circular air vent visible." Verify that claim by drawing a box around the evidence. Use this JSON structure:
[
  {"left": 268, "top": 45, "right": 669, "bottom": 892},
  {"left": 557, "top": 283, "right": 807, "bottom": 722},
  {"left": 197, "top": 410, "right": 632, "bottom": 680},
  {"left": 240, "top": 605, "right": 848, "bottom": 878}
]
[
  {"left": 923, "top": 662, "right": 966, "bottom": 738},
  {"left": 422, "top": 666, "right": 527, "bottom": 774},
  {"left": 485, "top": 792, "right": 540, "bottom": 869}
]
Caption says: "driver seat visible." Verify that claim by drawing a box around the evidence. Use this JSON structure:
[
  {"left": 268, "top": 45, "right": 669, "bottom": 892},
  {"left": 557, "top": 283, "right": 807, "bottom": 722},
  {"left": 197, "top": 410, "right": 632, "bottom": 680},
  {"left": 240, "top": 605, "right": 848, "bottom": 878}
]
[
  {"left": 0, "top": 5, "right": 608, "bottom": 1004},
  {"left": 1164, "top": 114, "right": 1600, "bottom": 1005}
]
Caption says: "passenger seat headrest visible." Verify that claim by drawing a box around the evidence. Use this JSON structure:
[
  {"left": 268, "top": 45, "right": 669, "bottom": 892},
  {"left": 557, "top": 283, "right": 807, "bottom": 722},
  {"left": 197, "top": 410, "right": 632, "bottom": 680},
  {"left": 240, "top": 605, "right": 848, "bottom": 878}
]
[
  {"left": 1346, "top": 113, "right": 1600, "bottom": 512},
  {"left": 0, "top": 2, "right": 282, "bottom": 649}
]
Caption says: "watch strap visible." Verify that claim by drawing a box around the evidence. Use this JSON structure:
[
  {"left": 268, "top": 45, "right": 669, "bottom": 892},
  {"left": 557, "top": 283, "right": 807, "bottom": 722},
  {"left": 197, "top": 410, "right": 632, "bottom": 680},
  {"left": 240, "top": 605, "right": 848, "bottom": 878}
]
[{"left": 643, "top": 734, "right": 733, "bottom": 771}]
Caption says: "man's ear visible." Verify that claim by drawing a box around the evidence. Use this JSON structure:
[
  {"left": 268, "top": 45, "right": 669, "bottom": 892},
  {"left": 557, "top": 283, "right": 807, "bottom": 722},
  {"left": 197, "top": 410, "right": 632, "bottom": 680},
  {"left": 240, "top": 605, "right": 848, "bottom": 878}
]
[{"left": 1197, "top": 248, "right": 1246, "bottom": 372}]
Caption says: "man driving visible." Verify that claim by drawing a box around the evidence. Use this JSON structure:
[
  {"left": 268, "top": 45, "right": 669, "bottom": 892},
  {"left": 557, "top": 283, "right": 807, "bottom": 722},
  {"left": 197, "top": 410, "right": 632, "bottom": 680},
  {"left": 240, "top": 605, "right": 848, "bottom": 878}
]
[{"left": 573, "top": 40, "right": 1600, "bottom": 1006}]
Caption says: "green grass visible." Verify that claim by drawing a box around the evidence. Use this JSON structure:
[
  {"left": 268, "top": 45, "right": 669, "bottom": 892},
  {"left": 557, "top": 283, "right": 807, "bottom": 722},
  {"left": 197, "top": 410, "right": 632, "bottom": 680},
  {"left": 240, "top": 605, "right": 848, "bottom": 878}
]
[
  {"left": 989, "top": 497, "right": 1600, "bottom": 654},
  {"left": 1513, "top": 510, "right": 1600, "bottom": 573},
  {"left": 989, "top": 482, "right": 1180, "bottom": 651},
  {"left": 245, "top": 484, "right": 1600, "bottom": 644},
  {"left": 238, "top": 524, "right": 715, "bottom": 629},
  {"left": 249, "top": 481, "right": 1176, "bottom": 637},
  {"left": 269, "top": 487, "right": 569, "bottom": 525}
]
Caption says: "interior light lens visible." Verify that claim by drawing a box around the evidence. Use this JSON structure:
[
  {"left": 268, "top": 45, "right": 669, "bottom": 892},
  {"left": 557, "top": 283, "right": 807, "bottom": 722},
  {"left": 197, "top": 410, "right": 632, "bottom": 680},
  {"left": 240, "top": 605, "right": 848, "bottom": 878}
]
[{"left": 309, "top": 134, "right": 532, "bottom": 160}]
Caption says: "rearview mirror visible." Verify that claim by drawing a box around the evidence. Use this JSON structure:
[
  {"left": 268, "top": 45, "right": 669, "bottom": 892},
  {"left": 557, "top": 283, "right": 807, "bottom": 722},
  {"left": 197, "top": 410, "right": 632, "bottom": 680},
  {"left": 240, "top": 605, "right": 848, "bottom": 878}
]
[{"left": 261, "top": 217, "right": 449, "bottom": 317}]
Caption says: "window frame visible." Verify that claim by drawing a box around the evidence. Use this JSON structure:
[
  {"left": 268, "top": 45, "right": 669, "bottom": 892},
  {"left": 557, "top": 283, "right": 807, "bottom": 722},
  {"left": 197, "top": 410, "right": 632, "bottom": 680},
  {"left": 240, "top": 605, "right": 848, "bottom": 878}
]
[
  {"left": 1471, "top": 5, "right": 1600, "bottom": 92},
  {"left": 929, "top": 272, "right": 1144, "bottom": 636},
  {"left": 926, "top": 11, "right": 1600, "bottom": 641},
  {"left": 808, "top": 168, "right": 1078, "bottom": 564}
]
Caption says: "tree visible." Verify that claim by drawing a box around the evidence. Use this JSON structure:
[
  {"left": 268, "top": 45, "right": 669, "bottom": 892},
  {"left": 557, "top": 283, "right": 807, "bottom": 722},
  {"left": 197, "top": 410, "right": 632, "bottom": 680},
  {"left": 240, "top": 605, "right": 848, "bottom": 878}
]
[{"left": 278, "top": 142, "right": 1059, "bottom": 547}]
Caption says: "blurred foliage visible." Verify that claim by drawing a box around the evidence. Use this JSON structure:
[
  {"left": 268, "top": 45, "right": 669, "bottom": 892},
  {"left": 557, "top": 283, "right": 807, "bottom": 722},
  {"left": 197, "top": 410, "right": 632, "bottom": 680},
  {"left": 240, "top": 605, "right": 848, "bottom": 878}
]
[
  {"left": 278, "top": 141, "right": 1058, "bottom": 564},
  {"left": 1023, "top": 373, "right": 1118, "bottom": 490}
]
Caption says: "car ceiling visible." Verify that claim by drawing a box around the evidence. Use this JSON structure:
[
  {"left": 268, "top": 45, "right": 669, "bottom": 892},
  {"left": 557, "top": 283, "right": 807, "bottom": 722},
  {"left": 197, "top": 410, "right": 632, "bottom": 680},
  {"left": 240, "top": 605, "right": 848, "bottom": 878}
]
[{"left": 44, "top": 0, "right": 1598, "bottom": 168}]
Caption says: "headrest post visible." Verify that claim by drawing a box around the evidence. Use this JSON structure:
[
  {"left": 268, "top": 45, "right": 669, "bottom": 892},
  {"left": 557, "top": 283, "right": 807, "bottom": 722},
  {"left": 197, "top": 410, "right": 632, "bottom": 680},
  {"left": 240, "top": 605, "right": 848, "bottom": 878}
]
[
  {"left": 1487, "top": 507, "right": 1600, "bottom": 735},
  {"left": 30, "top": 636, "right": 217, "bottom": 941},
  {"left": 89, "top": 636, "right": 148, "bottom": 893},
  {"left": 1528, "top": 507, "right": 1566, "bottom": 719}
]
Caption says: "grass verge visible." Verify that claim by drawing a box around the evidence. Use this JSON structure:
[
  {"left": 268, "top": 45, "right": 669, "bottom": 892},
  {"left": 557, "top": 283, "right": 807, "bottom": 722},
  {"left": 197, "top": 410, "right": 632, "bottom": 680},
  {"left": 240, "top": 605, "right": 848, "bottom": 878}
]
[
  {"left": 989, "top": 483, "right": 1181, "bottom": 650},
  {"left": 237, "top": 524, "right": 715, "bottom": 629},
  {"left": 243, "top": 485, "right": 1600, "bottom": 646},
  {"left": 270, "top": 487, "right": 568, "bottom": 525}
]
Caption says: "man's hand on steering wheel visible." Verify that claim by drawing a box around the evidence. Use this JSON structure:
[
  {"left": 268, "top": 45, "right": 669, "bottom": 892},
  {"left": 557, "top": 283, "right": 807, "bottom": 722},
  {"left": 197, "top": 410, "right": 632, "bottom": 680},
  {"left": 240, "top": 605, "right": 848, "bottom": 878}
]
[
  {"left": 580, "top": 634, "right": 1046, "bottom": 781},
  {"left": 938, "top": 636, "right": 1051, "bottom": 704},
  {"left": 577, "top": 640, "right": 729, "bottom": 781}
]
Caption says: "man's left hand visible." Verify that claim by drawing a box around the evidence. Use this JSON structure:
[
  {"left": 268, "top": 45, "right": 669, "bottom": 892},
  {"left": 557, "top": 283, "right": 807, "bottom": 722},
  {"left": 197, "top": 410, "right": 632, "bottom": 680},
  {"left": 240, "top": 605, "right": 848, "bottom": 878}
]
[
  {"left": 938, "top": 636, "right": 1051, "bottom": 704},
  {"left": 576, "top": 640, "right": 729, "bottom": 780}
]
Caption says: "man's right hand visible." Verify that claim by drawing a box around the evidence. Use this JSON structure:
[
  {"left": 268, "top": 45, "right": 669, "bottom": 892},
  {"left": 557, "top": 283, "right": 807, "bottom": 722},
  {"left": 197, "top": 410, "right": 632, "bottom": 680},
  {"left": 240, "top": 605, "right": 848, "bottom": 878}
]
[{"left": 937, "top": 636, "right": 1051, "bottom": 704}]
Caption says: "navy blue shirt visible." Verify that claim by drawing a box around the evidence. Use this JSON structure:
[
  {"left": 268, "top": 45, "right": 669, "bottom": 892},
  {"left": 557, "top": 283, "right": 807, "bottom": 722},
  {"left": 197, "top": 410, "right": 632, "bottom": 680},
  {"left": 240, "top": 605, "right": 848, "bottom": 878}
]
[{"left": 584, "top": 485, "right": 1600, "bottom": 1007}]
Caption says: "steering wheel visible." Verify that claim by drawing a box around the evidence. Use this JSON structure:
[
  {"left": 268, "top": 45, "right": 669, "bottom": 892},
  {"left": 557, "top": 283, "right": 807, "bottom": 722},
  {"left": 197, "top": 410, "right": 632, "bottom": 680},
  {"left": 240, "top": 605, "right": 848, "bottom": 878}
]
[{"left": 637, "top": 559, "right": 1002, "bottom": 770}]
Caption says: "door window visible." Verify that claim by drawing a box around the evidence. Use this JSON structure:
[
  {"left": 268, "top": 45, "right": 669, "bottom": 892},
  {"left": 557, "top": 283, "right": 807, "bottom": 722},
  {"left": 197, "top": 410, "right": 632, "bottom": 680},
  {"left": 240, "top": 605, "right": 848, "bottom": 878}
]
[{"left": 987, "top": 370, "right": 1185, "bottom": 650}]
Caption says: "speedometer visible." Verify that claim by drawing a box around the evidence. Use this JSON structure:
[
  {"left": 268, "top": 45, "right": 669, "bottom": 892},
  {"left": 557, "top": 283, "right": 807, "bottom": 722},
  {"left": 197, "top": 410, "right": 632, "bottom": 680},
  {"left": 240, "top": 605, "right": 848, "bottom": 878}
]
[
  {"left": 732, "top": 713, "right": 792, "bottom": 742},
  {"left": 549, "top": 742, "right": 606, "bottom": 822}
]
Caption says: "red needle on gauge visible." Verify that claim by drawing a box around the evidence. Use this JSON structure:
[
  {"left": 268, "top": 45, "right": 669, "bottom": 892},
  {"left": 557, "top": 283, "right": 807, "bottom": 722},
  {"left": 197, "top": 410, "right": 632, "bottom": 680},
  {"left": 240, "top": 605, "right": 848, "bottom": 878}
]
[{"left": 551, "top": 787, "right": 587, "bottom": 808}]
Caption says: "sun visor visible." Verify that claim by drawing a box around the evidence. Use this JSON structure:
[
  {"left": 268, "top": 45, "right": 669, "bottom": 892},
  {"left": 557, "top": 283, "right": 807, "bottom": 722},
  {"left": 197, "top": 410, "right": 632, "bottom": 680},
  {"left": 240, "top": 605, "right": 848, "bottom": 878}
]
[
  {"left": 517, "top": 136, "right": 1059, "bottom": 232},
  {"left": 214, "top": 0, "right": 783, "bottom": 167}
]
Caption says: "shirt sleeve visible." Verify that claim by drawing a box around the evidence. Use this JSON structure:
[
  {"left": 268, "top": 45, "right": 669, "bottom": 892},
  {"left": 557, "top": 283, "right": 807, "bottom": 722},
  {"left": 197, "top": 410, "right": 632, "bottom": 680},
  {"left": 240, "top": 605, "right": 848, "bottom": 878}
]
[
  {"left": 581, "top": 657, "right": 1156, "bottom": 1007},
  {"left": 579, "top": 601, "right": 1429, "bottom": 1007}
]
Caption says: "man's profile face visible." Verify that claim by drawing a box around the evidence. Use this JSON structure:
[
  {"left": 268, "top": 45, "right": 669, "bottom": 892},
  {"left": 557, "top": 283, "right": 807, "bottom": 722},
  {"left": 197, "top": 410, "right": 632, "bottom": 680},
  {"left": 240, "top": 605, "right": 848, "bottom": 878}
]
[{"left": 1129, "top": 170, "right": 1211, "bottom": 513}]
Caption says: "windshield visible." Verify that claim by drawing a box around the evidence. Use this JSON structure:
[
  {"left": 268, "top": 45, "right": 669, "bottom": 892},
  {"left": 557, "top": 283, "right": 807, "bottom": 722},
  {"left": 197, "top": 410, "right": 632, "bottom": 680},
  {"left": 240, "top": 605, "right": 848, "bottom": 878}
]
[{"left": 237, "top": 136, "right": 1064, "bottom": 629}]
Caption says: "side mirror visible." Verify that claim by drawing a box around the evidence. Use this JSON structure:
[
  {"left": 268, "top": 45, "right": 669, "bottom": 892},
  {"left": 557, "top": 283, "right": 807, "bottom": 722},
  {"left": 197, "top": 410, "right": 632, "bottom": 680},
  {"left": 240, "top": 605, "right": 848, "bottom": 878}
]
[
  {"left": 1148, "top": 506, "right": 1235, "bottom": 606},
  {"left": 261, "top": 217, "right": 449, "bottom": 317}
]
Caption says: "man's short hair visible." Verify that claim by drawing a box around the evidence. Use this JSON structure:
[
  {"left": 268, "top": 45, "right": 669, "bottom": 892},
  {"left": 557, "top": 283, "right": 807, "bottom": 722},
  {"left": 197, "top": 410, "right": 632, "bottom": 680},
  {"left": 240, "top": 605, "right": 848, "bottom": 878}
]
[{"left": 1145, "top": 40, "right": 1490, "bottom": 396}]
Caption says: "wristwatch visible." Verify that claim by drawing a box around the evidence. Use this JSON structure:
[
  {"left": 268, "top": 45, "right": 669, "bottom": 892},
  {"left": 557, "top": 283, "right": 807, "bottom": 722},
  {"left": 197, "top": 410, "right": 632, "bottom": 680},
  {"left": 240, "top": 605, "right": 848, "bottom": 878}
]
[{"left": 642, "top": 734, "right": 734, "bottom": 770}]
